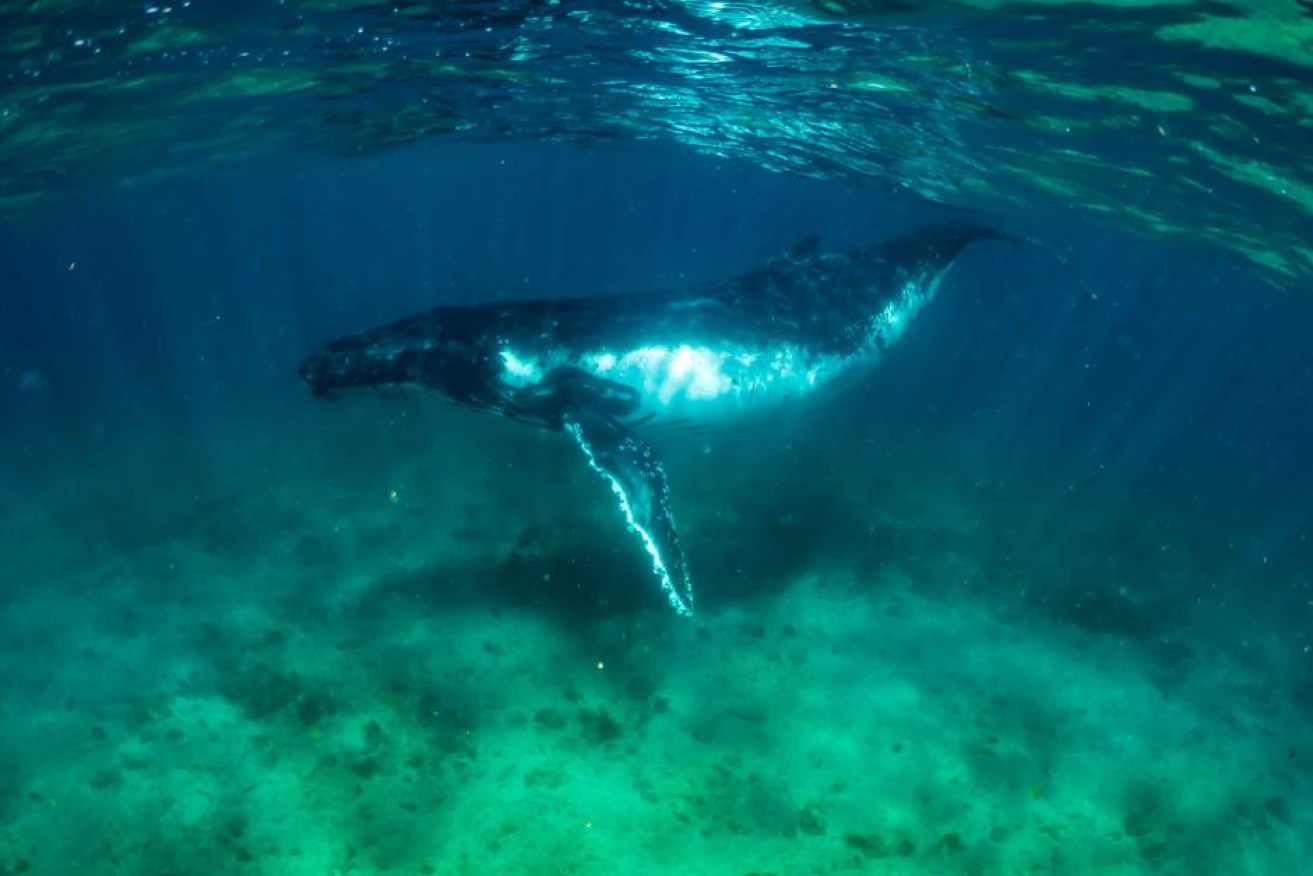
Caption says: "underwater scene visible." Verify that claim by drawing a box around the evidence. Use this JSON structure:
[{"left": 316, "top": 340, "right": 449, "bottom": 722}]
[{"left": 1, "top": 2, "right": 1311, "bottom": 874}]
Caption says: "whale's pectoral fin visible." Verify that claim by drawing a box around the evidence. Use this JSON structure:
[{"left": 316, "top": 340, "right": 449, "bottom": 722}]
[{"left": 564, "top": 409, "right": 695, "bottom": 617}]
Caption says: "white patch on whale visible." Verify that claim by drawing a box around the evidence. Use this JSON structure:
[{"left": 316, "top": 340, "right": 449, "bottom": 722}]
[
  {"left": 579, "top": 343, "right": 834, "bottom": 412},
  {"left": 499, "top": 349, "right": 543, "bottom": 383},
  {"left": 869, "top": 277, "right": 941, "bottom": 348},
  {"left": 496, "top": 276, "right": 942, "bottom": 420}
]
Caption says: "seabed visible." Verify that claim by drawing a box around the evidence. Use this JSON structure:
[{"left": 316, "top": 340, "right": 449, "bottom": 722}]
[{"left": 0, "top": 400, "right": 1307, "bottom": 875}]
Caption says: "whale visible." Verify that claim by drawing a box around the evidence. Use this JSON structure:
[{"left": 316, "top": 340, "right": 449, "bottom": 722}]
[{"left": 299, "top": 221, "right": 1017, "bottom": 616}]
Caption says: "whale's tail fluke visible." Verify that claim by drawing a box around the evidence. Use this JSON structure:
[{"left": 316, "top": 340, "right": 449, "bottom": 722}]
[
  {"left": 878, "top": 219, "right": 1022, "bottom": 271},
  {"left": 879, "top": 219, "right": 1094, "bottom": 301}
]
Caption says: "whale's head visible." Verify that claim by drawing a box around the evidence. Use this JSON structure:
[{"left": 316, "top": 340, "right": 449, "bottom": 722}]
[
  {"left": 300, "top": 319, "right": 502, "bottom": 409},
  {"left": 299, "top": 336, "right": 441, "bottom": 400},
  {"left": 299, "top": 342, "right": 367, "bottom": 400}
]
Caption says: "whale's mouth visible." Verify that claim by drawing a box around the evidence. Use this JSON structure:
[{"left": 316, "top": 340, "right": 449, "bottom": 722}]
[
  {"left": 307, "top": 383, "right": 340, "bottom": 401},
  {"left": 299, "top": 351, "right": 344, "bottom": 400}
]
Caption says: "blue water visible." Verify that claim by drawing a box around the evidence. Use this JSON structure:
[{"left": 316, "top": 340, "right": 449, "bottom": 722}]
[{"left": 2, "top": 144, "right": 1311, "bottom": 872}]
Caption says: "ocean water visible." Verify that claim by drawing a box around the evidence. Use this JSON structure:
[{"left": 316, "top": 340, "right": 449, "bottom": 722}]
[{"left": 2, "top": 3, "right": 1312, "bottom": 875}]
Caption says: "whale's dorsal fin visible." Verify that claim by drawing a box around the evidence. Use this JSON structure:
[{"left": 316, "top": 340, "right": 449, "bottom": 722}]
[{"left": 564, "top": 407, "right": 694, "bottom": 617}]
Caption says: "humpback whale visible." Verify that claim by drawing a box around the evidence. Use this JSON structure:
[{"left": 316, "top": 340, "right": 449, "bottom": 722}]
[{"left": 300, "top": 221, "right": 1017, "bottom": 616}]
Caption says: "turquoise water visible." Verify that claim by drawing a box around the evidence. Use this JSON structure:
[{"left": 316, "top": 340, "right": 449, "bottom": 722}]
[{"left": 2, "top": 3, "right": 1312, "bottom": 873}]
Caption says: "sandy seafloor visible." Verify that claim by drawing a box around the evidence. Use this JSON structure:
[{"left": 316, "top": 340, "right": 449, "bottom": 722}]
[{"left": 0, "top": 391, "right": 1308, "bottom": 876}]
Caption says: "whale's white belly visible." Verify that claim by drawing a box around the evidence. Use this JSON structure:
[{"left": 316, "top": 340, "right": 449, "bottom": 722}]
[
  {"left": 499, "top": 341, "right": 866, "bottom": 421},
  {"left": 590, "top": 343, "right": 853, "bottom": 417},
  {"left": 497, "top": 278, "right": 938, "bottom": 421}
]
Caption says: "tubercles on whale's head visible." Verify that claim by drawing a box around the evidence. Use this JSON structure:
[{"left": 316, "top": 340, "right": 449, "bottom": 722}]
[
  {"left": 299, "top": 337, "right": 428, "bottom": 399},
  {"left": 299, "top": 347, "right": 346, "bottom": 399}
]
